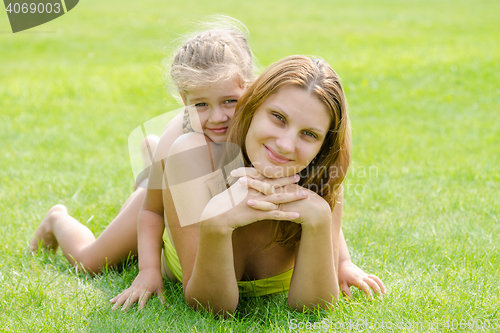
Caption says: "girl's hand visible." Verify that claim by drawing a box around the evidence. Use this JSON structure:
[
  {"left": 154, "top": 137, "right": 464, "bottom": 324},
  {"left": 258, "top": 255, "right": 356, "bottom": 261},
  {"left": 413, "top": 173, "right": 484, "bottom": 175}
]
[
  {"left": 110, "top": 268, "right": 165, "bottom": 311},
  {"left": 338, "top": 260, "right": 386, "bottom": 300}
]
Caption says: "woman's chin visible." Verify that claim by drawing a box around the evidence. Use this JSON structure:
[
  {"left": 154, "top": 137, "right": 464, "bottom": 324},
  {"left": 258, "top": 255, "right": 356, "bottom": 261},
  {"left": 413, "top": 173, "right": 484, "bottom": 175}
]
[{"left": 253, "top": 163, "right": 299, "bottom": 179}]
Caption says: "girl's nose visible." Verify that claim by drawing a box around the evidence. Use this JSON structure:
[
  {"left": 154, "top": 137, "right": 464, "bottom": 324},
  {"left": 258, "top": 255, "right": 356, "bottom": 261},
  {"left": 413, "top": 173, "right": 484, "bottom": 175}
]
[{"left": 209, "top": 105, "right": 229, "bottom": 123}]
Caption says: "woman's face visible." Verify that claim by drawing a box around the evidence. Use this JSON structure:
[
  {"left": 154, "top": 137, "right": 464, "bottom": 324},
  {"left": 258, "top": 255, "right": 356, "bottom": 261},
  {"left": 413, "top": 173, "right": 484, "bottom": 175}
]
[
  {"left": 182, "top": 79, "right": 245, "bottom": 143},
  {"left": 245, "top": 85, "right": 332, "bottom": 178}
]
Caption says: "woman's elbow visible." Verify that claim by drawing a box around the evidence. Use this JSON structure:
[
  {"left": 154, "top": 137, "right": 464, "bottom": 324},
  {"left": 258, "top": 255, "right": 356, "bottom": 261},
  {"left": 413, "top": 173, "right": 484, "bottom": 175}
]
[
  {"left": 184, "top": 293, "right": 238, "bottom": 316},
  {"left": 287, "top": 293, "right": 338, "bottom": 312}
]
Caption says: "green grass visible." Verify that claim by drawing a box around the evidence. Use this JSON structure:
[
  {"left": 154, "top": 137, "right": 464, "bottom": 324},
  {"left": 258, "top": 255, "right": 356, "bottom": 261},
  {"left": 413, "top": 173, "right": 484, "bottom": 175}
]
[{"left": 1, "top": 0, "right": 499, "bottom": 331}]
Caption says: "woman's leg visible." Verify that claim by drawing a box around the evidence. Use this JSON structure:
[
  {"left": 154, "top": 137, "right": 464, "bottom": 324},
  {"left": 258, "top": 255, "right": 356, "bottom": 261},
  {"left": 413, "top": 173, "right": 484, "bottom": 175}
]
[{"left": 30, "top": 188, "right": 147, "bottom": 274}]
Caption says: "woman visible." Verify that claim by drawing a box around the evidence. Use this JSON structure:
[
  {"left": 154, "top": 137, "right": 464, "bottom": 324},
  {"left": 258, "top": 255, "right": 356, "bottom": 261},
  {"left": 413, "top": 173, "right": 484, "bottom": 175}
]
[{"left": 112, "top": 55, "right": 386, "bottom": 314}]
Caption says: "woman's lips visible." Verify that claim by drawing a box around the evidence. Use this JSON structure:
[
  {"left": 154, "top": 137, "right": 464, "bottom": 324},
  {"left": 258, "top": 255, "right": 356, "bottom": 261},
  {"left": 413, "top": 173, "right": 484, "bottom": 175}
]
[
  {"left": 264, "top": 145, "right": 292, "bottom": 164},
  {"left": 206, "top": 127, "right": 227, "bottom": 134}
]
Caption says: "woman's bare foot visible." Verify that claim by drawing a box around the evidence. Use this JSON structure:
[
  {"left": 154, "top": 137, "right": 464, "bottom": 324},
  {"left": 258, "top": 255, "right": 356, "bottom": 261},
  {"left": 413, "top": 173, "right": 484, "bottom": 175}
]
[{"left": 29, "top": 204, "right": 67, "bottom": 253}]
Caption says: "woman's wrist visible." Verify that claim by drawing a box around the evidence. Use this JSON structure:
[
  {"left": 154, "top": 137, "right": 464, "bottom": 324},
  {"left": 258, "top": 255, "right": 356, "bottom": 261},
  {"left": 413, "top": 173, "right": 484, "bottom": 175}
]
[
  {"left": 300, "top": 213, "right": 332, "bottom": 232},
  {"left": 298, "top": 194, "right": 332, "bottom": 228},
  {"left": 200, "top": 215, "right": 234, "bottom": 236}
]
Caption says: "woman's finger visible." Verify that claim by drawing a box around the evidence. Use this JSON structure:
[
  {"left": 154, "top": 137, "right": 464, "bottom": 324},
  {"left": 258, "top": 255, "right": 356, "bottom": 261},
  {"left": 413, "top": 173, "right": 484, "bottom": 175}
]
[
  {"left": 240, "top": 177, "right": 274, "bottom": 195},
  {"left": 248, "top": 200, "right": 279, "bottom": 211},
  {"left": 230, "top": 167, "right": 264, "bottom": 180},
  {"left": 267, "top": 174, "right": 300, "bottom": 188},
  {"left": 269, "top": 189, "right": 308, "bottom": 204},
  {"left": 268, "top": 210, "right": 299, "bottom": 221}
]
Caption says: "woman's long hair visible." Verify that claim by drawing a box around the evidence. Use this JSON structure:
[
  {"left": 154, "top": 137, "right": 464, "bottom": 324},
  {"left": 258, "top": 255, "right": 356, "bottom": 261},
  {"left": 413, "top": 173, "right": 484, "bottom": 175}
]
[{"left": 226, "top": 55, "right": 352, "bottom": 248}]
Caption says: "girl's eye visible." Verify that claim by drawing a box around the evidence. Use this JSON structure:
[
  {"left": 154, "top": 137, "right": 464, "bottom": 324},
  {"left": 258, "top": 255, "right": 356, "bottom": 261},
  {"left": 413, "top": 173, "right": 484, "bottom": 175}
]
[
  {"left": 195, "top": 103, "right": 208, "bottom": 107},
  {"left": 224, "top": 99, "right": 237, "bottom": 104}
]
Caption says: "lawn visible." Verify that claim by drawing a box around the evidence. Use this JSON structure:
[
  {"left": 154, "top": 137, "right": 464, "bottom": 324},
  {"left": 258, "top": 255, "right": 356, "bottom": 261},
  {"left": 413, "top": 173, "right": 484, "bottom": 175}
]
[{"left": 1, "top": 0, "right": 499, "bottom": 331}]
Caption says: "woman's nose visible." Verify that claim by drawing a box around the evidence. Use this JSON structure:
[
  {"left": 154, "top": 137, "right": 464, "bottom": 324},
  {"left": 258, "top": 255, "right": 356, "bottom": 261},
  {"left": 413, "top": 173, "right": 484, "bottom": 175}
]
[{"left": 275, "top": 132, "right": 296, "bottom": 154}]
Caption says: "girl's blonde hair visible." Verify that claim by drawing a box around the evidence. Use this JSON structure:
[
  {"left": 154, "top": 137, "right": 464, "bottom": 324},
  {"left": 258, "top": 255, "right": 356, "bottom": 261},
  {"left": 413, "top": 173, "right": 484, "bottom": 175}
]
[
  {"left": 165, "top": 15, "right": 256, "bottom": 98},
  {"left": 226, "top": 55, "right": 352, "bottom": 248}
]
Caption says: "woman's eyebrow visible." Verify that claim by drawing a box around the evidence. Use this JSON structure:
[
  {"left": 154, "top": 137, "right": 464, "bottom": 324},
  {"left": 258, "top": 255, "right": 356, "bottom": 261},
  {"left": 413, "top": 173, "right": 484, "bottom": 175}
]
[{"left": 267, "top": 103, "right": 327, "bottom": 135}]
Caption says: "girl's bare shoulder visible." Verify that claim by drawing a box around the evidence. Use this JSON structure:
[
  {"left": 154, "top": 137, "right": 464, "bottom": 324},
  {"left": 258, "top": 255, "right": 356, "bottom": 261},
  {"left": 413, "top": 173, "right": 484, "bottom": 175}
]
[{"left": 153, "top": 112, "right": 184, "bottom": 161}]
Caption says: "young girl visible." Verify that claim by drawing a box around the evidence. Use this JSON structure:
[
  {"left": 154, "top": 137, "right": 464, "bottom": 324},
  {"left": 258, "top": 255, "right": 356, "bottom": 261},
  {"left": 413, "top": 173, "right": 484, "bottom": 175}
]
[
  {"left": 29, "top": 17, "right": 256, "bottom": 276},
  {"left": 111, "top": 55, "right": 385, "bottom": 313}
]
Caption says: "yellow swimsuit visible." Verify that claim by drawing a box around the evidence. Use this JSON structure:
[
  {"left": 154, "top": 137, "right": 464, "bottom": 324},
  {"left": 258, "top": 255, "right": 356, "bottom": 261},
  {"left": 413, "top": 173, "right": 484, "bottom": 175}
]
[{"left": 163, "top": 234, "right": 293, "bottom": 297}]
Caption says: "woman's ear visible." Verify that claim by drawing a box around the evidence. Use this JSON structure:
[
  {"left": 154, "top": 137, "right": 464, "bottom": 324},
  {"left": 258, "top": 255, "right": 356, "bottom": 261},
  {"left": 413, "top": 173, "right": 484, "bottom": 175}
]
[{"left": 180, "top": 91, "right": 187, "bottom": 106}]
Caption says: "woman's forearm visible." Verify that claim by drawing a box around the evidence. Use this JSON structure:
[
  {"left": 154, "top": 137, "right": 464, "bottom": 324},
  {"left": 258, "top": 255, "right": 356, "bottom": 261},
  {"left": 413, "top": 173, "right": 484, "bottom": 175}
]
[
  {"left": 184, "top": 220, "right": 239, "bottom": 314},
  {"left": 288, "top": 218, "right": 339, "bottom": 310}
]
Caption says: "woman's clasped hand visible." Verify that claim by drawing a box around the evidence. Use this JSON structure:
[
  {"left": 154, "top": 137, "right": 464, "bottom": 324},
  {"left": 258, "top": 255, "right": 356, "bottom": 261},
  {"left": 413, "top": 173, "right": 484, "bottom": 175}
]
[{"left": 227, "top": 167, "right": 333, "bottom": 227}]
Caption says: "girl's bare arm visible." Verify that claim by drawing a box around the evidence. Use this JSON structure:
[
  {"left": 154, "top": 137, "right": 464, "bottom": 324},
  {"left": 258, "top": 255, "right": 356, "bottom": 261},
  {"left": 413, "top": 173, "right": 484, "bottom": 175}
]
[{"left": 111, "top": 118, "right": 183, "bottom": 310}]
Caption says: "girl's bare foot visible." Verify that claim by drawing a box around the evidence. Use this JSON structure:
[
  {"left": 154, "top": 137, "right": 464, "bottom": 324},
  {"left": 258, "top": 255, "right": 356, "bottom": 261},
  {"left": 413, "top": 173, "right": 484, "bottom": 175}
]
[{"left": 29, "top": 204, "right": 67, "bottom": 253}]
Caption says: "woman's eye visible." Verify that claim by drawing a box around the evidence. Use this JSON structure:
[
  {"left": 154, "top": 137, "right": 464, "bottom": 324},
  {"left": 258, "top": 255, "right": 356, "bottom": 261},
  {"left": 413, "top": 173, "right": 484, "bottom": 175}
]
[
  {"left": 273, "top": 113, "right": 285, "bottom": 122},
  {"left": 303, "top": 131, "right": 317, "bottom": 139}
]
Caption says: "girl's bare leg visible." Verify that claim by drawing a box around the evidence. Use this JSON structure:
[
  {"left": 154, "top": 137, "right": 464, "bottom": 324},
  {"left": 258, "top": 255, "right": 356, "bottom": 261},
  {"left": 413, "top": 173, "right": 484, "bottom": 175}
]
[
  {"left": 30, "top": 188, "right": 147, "bottom": 274},
  {"left": 129, "top": 134, "right": 160, "bottom": 195},
  {"left": 141, "top": 135, "right": 159, "bottom": 169},
  {"left": 119, "top": 188, "right": 142, "bottom": 213}
]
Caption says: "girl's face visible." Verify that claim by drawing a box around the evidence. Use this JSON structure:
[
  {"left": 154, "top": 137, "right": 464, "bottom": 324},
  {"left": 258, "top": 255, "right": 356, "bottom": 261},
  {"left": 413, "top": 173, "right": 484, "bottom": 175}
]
[
  {"left": 182, "top": 79, "right": 245, "bottom": 143},
  {"left": 245, "top": 85, "right": 332, "bottom": 178}
]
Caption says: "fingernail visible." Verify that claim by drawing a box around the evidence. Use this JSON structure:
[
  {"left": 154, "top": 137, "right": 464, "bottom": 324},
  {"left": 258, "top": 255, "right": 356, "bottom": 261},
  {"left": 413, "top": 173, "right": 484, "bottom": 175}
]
[
  {"left": 239, "top": 177, "right": 248, "bottom": 185},
  {"left": 291, "top": 213, "right": 299, "bottom": 219},
  {"left": 294, "top": 174, "right": 300, "bottom": 181},
  {"left": 248, "top": 200, "right": 255, "bottom": 206},
  {"left": 231, "top": 170, "right": 237, "bottom": 176},
  {"left": 300, "top": 190, "right": 308, "bottom": 197}
]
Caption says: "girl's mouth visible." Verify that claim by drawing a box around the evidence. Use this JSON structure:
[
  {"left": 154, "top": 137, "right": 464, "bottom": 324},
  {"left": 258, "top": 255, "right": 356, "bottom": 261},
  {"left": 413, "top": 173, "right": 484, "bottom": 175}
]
[{"left": 206, "top": 127, "right": 228, "bottom": 134}]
